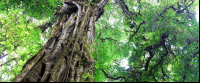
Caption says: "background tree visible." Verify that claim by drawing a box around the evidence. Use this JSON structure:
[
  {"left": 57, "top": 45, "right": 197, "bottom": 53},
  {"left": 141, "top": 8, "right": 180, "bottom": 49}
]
[{"left": 0, "top": 0, "right": 199, "bottom": 82}]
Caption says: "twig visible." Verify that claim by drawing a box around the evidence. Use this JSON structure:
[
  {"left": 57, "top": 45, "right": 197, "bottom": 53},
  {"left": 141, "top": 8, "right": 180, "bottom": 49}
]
[{"left": 0, "top": 14, "right": 22, "bottom": 32}]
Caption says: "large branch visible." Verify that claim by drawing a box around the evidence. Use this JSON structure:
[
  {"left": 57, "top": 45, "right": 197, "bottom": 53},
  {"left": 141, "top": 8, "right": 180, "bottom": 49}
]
[
  {"left": 144, "top": 33, "right": 168, "bottom": 71},
  {"left": 169, "top": 0, "right": 194, "bottom": 13},
  {"left": 117, "top": 0, "right": 136, "bottom": 28},
  {"left": 117, "top": 0, "right": 133, "bottom": 18},
  {"left": 129, "top": 20, "right": 145, "bottom": 40},
  {"left": 144, "top": 33, "right": 169, "bottom": 82},
  {"left": 99, "top": 68, "right": 126, "bottom": 82}
]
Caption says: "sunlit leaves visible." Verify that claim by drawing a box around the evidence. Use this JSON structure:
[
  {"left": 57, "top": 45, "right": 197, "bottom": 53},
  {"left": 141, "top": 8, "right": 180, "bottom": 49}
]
[
  {"left": 0, "top": 0, "right": 199, "bottom": 82},
  {"left": 0, "top": 6, "right": 47, "bottom": 81},
  {"left": 107, "top": 0, "right": 198, "bottom": 82}
]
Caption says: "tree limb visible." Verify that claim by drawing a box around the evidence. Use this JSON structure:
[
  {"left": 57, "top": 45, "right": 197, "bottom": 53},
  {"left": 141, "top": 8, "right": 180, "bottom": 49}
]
[{"left": 99, "top": 68, "right": 126, "bottom": 82}]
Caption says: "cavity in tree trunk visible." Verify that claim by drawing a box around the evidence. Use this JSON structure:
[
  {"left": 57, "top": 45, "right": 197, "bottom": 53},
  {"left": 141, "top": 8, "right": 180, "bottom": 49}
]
[{"left": 12, "top": 0, "right": 108, "bottom": 82}]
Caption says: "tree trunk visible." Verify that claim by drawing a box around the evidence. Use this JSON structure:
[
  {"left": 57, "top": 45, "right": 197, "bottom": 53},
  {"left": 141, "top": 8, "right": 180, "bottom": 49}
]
[{"left": 12, "top": 0, "right": 108, "bottom": 82}]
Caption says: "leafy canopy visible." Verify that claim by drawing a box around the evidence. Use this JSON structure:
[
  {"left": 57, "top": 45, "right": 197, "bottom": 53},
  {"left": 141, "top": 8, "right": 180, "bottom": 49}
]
[{"left": 0, "top": 0, "right": 199, "bottom": 82}]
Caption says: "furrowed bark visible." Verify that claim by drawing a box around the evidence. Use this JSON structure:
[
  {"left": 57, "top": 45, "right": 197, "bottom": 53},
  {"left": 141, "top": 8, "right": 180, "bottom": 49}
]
[{"left": 12, "top": 0, "right": 108, "bottom": 82}]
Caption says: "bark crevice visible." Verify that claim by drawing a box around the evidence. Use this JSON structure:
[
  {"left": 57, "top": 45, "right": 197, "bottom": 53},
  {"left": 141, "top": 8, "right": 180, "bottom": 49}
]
[{"left": 12, "top": 0, "right": 108, "bottom": 82}]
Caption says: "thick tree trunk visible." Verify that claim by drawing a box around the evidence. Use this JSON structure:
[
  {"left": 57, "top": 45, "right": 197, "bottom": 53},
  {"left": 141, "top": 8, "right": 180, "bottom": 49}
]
[{"left": 12, "top": 0, "right": 108, "bottom": 82}]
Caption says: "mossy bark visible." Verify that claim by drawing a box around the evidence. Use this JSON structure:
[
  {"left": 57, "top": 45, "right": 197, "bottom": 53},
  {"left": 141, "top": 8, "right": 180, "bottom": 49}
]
[{"left": 12, "top": 0, "right": 108, "bottom": 82}]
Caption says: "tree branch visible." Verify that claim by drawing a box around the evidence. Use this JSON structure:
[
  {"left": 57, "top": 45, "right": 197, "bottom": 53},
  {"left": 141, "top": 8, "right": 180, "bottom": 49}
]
[
  {"left": 0, "top": 14, "right": 22, "bottom": 32},
  {"left": 0, "top": 58, "right": 17, "bottom": 67},
  {"left": 129, "top": 20, "right": 145, "bottom": 40},
  {"left": 99, "top": 68, "right": 126, "bottom": 82}
]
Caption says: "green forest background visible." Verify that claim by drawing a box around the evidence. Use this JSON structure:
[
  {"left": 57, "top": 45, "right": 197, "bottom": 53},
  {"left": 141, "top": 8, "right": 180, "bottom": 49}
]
[{"left": 0, "top": 0, "right": 199, "bottom": 82}]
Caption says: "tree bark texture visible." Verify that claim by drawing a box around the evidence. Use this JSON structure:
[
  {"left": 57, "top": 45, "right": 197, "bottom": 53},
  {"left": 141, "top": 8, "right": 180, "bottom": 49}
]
[{"left": 12, "top": 0, "right": 108, "bottom": 82}]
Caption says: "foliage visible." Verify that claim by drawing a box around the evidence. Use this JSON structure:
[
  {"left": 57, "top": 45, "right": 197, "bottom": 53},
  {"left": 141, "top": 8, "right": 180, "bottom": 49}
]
[
  {"left": 0, "top": 5, "right": 49, "bottom": 81},
  {"left": 0, "top": 0, "right": 199, "bottom": 82},
  {"left": 93, "top": 0, "right": 199, "bottom": 82}
]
